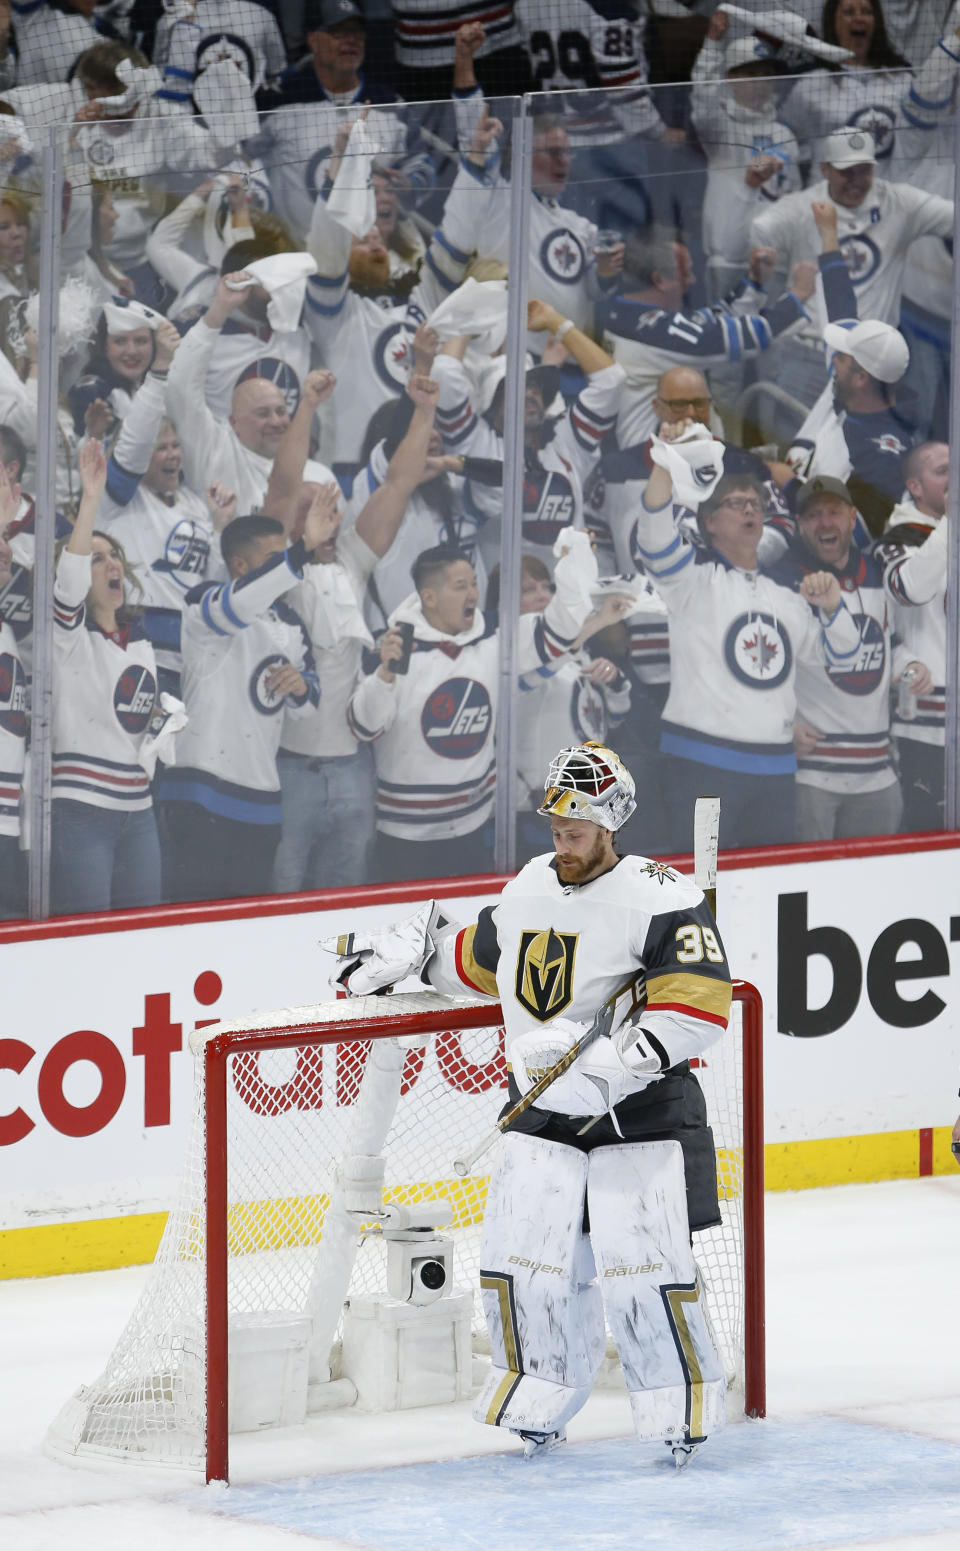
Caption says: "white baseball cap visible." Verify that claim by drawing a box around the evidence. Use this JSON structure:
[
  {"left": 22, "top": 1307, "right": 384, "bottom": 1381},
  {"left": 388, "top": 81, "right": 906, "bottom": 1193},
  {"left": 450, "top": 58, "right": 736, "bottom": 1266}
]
[
  {"left": 725, "top": 36, "right": 775, "bottom": 72},
  {"left": 821, "top": 128, "right": 876, "bottom": 168},
  {"left": 822, "top": 319, "right": 910, "bottom": 384}
]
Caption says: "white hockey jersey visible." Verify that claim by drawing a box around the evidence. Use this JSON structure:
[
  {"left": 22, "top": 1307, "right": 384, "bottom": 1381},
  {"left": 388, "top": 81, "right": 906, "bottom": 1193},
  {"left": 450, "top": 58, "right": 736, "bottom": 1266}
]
[
  {"left": 52, "top": 549, "right": 158, "bottom": 813},
  {"left": 433, "top": 354, "right": 623, "bottom": 568},
  {"left": 304, "top": 156, "right": 494, "bottom": 466},
  {"left": 769, "top": 542, "right": 896, "bottom": 793},
  {"left": 429, "top": 852, "right": 732, "bottom": 1079},
  {"left": 349, "top": 439, "right": 476, "bottom": 630},
  {"left": 518, "top": 0, "right": 667, "bottom": 147},
  {"left": 690, "top": 39, "right": 802, "bottom": 268},
  {"left": 165, "top": 319, "right": 275, "bottom": 513},
  {"left": 347, "top": 535, "right": 598, "bottom": 840},
  {"left": 516, "top": 650, "right": 630, "bottom": 808},
  {"left": 280, "top": 525, "right": 377, "bottom": 761},
  {"left": 391, "top": 0, "right": 523, "bottom": 69},
  {"left": 876, "top": 501, "right": 946, "bottom": 748},
  {"left": 778, "top": 66, "right": 913, "bottom": 170},
  {"left": 158, "top": 540, "right": 320, "bottom": 823},
  {"left": 635, "top": 493, "right": 862, "bottom": 773},
  {"left": 750, "top": 176, "right": 953, "bottom": 345},
  {"left": 155, "top": 0, "right": 287, "bottom": 103},
  {"left": 0, "top": 618, "right": 26, "bottom": 838}
]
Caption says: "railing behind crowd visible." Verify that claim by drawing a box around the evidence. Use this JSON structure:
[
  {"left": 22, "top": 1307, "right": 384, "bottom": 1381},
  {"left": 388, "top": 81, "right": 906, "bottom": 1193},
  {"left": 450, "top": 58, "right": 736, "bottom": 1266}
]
[{"left": 1, "top": 28, "right": 957, "bottom": 920}]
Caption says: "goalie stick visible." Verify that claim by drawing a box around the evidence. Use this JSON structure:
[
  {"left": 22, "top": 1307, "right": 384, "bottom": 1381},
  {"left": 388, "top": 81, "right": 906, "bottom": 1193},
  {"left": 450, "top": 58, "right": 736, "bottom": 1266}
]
[
  {"left": 452, "top": 971, "right": 644, "bottom": 1177},
  {"left": 694, "top": 794, "right": 721, "bottom": 922}
]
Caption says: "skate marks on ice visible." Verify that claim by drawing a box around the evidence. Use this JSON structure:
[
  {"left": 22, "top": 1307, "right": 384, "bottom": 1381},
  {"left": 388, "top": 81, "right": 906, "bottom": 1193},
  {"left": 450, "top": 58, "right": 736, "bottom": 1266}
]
[{"left": 199, "top": 1416, "right": 960, "bottom": 1551}]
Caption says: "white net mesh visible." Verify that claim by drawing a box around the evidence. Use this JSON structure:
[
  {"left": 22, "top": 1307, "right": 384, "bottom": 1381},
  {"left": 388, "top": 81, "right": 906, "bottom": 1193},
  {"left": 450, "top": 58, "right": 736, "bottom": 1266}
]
[{"left": 47, "top": 990, "right": 755, "bottom": 1474}]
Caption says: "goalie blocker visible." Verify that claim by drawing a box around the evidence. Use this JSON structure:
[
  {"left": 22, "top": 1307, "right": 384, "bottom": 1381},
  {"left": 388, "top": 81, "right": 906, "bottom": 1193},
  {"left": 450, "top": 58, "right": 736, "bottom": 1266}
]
[{"left": 322, "top": 741, "right": 732, "bottom": 1465}]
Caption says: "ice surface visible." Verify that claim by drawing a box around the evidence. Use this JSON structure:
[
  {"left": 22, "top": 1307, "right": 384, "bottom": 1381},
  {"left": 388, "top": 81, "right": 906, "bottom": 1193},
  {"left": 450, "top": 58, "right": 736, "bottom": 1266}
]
[{"left": 2, "top": 1176, "right": 959, "bottom": 1551}]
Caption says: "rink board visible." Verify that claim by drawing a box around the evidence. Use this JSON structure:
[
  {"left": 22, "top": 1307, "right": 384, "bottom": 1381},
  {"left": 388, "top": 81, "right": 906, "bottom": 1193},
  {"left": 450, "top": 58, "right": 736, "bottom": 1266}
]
[{"left": 1, "top": 832, "right": 959, "bottom": 1278}]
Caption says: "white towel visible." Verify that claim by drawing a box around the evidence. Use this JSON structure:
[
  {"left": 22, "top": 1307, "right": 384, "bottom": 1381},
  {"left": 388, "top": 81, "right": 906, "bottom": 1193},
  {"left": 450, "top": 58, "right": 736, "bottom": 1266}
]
[
  {"left": 325, "top": 116, "right": 381, "bottom": 238},
  {"left": 225, "top": 253, "right": 317, "bottom": 334},
  {"left": 427, "top": 279, "right": 509, "bottom": 358}
]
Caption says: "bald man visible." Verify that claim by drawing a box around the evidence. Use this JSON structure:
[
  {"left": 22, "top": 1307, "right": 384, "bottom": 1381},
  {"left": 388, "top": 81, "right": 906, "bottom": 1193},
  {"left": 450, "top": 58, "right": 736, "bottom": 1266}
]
[{"left": 168, "top": 272, "right": 338, "bottom": 515}]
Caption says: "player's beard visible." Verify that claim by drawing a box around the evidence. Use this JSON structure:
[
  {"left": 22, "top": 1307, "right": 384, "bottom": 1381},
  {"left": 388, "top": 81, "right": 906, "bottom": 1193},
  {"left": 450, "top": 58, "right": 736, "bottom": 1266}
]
[{"left": 555, "top": 826, "right": 611, "bottom": 884}]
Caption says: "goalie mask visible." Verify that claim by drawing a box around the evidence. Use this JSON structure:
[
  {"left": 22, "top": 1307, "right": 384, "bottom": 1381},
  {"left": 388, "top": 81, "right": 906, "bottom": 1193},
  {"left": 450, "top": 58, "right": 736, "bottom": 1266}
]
[{"left": 538, "top": 741, "right": 637, "bottom": 832}]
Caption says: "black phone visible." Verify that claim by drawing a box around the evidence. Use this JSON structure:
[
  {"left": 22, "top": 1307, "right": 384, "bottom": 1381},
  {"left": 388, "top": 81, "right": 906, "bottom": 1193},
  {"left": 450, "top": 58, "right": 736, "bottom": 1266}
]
[{"left": 393, "top": 620, "right": 415, "bottom": 675}]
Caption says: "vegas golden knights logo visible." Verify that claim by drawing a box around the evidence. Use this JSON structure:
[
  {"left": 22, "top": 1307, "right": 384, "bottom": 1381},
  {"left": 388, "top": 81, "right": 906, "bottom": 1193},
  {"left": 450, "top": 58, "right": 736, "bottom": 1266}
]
[{"left": 515, "top": 929, "right": 578, "bottom": 1022}]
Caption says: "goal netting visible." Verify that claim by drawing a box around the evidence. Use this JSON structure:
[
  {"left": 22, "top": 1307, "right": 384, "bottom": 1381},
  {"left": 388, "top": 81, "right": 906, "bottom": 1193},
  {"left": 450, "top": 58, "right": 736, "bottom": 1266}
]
[{"left": 47, "top": 985, "right": 763, "bottom": 1479}]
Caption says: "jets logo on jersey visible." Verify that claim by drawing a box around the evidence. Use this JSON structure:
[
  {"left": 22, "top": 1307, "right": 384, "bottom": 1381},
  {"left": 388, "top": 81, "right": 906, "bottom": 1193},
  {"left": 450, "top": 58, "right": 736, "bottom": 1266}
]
[
  {"left": 114, "top": 664, "right": 157, "bottom": 733},
  {"left": 85, "top": 136, "right": 116, "bottom": 168},
  {"left": 250, "top": 653, "right": 291, "bottom": 716},
  {"left": 522, "top": 468, "right": 576, "bottom": 544},
  {"left": 873, "top": 433, "right": 907, "bottom": 456},
  {"left": 570, "top": 676, "right": 607, "bottom": 743},
  {"left": 0, "top": 571, "right": 30, "bottom": 631},
  {"left": 826, "top": 612, "right": 885, "bottom": 695},
  {"left": 305, "top": 144, "right": 335, "bottom": 199},
  {"left": 839, "top": 231, "right": 881, "bottom": 284},
  {"left": 846, "top": 105, "right": 896, "bottom": 160},
  {"left": 237, "top": 359, "right": 302, "bottom": 417},
  {"left": 421, "top": 677, "right": 492, "bottom": 758},
  {"left": 515, "top": 928, "right": 578, "bottom": 1022},
  {"left": 540, "top": 228, "right": 586, "bottom": 284},
  {"left": 157, "top": 519, "right": 212, "bottom": 588},
  {"left": 0, "top": 650, "right": 26, "bottom": 737},
  {"left": 724, "top": 610, "right": 793, "bottom": 689},
  {"left": 374, "top": 321, "right": 418, "bottom": 391}
]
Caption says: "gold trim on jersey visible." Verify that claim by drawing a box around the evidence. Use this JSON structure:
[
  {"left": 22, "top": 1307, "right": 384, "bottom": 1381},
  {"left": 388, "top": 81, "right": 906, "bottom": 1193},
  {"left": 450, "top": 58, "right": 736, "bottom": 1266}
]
[
  {"left": 645, "top": 971, "right": 732, "bottom": 1025},
  {"left": 663, "top": 1281, "right": 706, "bottom": 1440},
  {"left": 514, "top": 928, "right": 578, "bottom": 1022},
  {"left": 457, "top": 923, "right": 499, "bottom": 998}
]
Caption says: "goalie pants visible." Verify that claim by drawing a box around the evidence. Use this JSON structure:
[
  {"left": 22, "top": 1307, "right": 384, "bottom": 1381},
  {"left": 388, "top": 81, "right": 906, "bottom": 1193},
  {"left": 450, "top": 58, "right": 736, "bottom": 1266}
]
[{"left": 474, "top": 1133, "right": 726, "bottom": 1444}]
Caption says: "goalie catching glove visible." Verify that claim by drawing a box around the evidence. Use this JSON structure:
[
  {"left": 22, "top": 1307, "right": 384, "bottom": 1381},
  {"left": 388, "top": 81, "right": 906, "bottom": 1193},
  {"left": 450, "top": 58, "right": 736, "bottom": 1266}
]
[
  {"left": 319, "top": 900, "right": 455, "bottom": 996},
  {"left": 649, "top": 421, "right": 725, "bottom": 507},
  {"left": 512, "top": 1017, "right": 663, "bottom": 1119}
]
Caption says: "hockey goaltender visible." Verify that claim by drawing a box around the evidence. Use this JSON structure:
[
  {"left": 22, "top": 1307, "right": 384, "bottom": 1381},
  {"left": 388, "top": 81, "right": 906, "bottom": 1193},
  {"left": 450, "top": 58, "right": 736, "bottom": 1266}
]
[{"left": 323, "top": 740, "right": 733, "bottom": 1466}]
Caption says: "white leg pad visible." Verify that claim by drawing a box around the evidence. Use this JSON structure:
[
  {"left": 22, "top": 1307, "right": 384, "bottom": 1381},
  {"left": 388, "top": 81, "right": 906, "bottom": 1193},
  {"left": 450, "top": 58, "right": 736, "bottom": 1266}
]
[
  {"left": 587, "top": 1141, "right": 726, "bottom": 1443},
  {"left": 473, "top": 1133, "right": 605, "bottom": 1433}
]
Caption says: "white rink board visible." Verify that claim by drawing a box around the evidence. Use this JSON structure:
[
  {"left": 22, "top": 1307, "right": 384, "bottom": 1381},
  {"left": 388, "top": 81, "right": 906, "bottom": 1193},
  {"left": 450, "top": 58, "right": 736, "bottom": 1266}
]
[{"left": 2, "top": 843, "right": 959, "bottom": 1229}]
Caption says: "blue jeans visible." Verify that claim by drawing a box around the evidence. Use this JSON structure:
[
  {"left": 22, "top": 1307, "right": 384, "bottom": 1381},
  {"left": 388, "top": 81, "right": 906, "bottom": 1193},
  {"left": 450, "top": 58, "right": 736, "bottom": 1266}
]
[
  {"left": 272, "top": 748, "right": 375, "bottom": 892},
  {"left": 51, "top": 800, "right": 162, "bottom": 915}
]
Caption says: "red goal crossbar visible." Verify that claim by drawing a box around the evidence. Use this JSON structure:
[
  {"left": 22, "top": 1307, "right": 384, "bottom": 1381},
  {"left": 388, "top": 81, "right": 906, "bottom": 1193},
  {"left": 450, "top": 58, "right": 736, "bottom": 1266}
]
[{"left": 203, "top": 983, "right": 764, "bottom": 1483}]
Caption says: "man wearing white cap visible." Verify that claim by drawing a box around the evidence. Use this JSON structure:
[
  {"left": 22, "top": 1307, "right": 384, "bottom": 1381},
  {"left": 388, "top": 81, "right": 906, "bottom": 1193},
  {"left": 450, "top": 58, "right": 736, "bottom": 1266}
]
[
  {"left": 785, "top": 317, "right": 913, "bottom": 534},
  {"left": 751, "top": 127, "right": 953, "bottom": 409}
]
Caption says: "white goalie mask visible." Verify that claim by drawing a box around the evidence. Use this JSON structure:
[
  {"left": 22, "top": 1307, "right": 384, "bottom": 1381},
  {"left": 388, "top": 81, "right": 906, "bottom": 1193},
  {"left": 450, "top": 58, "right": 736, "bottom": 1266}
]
[{"left": 537, "top": 741, "right": 637, "bottom": 832}]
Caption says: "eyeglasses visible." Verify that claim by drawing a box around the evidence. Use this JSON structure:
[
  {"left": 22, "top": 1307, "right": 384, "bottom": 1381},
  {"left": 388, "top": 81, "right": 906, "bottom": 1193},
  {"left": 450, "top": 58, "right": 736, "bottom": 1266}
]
[
  {"left": 714, "top": 496, "right": 764, "bottom": 515},
  {"left": 659, "top": 397, "right": 712, "bottom": 414}
]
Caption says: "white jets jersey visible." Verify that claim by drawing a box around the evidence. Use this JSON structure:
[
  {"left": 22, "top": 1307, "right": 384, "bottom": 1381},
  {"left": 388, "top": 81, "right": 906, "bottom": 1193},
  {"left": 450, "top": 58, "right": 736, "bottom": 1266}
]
[
  {"left": 155, "top": 0, "right": 287, "bottom": 103},
  {"left": 518, "top": 0, "right": 665, "bottom": 147},
  {"left": 430, "top": 853, "right": 732, "bottom": 1082},
  {"left": 876, "top": 501, "right": 946, "bottom": 748},
  {"left": 770, "top": 544, "right": 896, "bottom": 793},
  {"left": 691, "top": 41, "right": 802, "bottom": 267},
  {"left": 166, "top": 319, "right": 276, "bottom": 513},
  {"left": 281, "top": 525, "right": 377, "bottom": 761},
  {"left": 349, "top": 440, "right": 475, "bottom": 630},
  {"left": 433, "top": 355, "right": 623, "bottom": 568},
  {"left": 750, "top": 176, "right": 953, "bottom": 345},
  {"left": 0, "top": 619, "right": 26, "bottom": 837},
  {"left": 305, "top": 157, "right": 494, "bottom": 465},
  {"left": 253, "top": 100, "right": 411, "bottom": 247},
  {"left": 159, "top": 541, "right": 320, "bottom": 821},
  {"left": 516, "top": 651, "right": 630, "bottom": 807},
  {"left": 347, "top": 541, "right": 596, "bottom": 840},
  {"left": 778, "top": 65, "right": 913, "bottom": 171},
  {"left": 634, "top": 494, "right": 862, "bottom": 773},
  {"left": 52, "top": 549, "right": 158, "bottom": 813}
]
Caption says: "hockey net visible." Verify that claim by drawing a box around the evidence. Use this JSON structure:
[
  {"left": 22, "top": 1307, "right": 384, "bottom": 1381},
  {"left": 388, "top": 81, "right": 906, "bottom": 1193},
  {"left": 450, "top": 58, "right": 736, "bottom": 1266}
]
[{"left": 47, "top": 982, "right": 764, "bottom": 1481}]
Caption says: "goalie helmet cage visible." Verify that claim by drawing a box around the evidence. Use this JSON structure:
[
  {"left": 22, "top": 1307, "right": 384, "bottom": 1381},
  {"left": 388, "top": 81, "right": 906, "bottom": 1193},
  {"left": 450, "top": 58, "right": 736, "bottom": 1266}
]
[{"left": 46, "top": 982, "right": 765, "bottom": 1484}]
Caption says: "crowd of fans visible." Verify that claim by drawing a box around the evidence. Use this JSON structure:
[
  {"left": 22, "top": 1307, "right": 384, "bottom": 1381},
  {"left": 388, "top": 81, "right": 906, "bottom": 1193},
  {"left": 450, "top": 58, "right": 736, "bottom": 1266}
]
[{"left": 0, "top": 0, "right": 954, "bottom": 916}]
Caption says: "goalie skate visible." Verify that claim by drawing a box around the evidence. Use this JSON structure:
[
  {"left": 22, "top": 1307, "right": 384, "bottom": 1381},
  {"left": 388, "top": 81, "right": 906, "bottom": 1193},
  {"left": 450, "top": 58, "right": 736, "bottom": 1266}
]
[
  {"left": 515, "top": 1427, "right": 567, "bottom": 1459},
  {"left": 666, "top": 1439, "right": 702, "bottom": 1470}
]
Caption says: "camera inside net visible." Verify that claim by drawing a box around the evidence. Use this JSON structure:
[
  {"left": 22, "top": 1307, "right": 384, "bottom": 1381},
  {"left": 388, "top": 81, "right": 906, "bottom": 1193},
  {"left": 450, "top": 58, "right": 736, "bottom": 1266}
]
[{"left": 386, "top": 1232, "right": 454, "bottom": 1306}]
